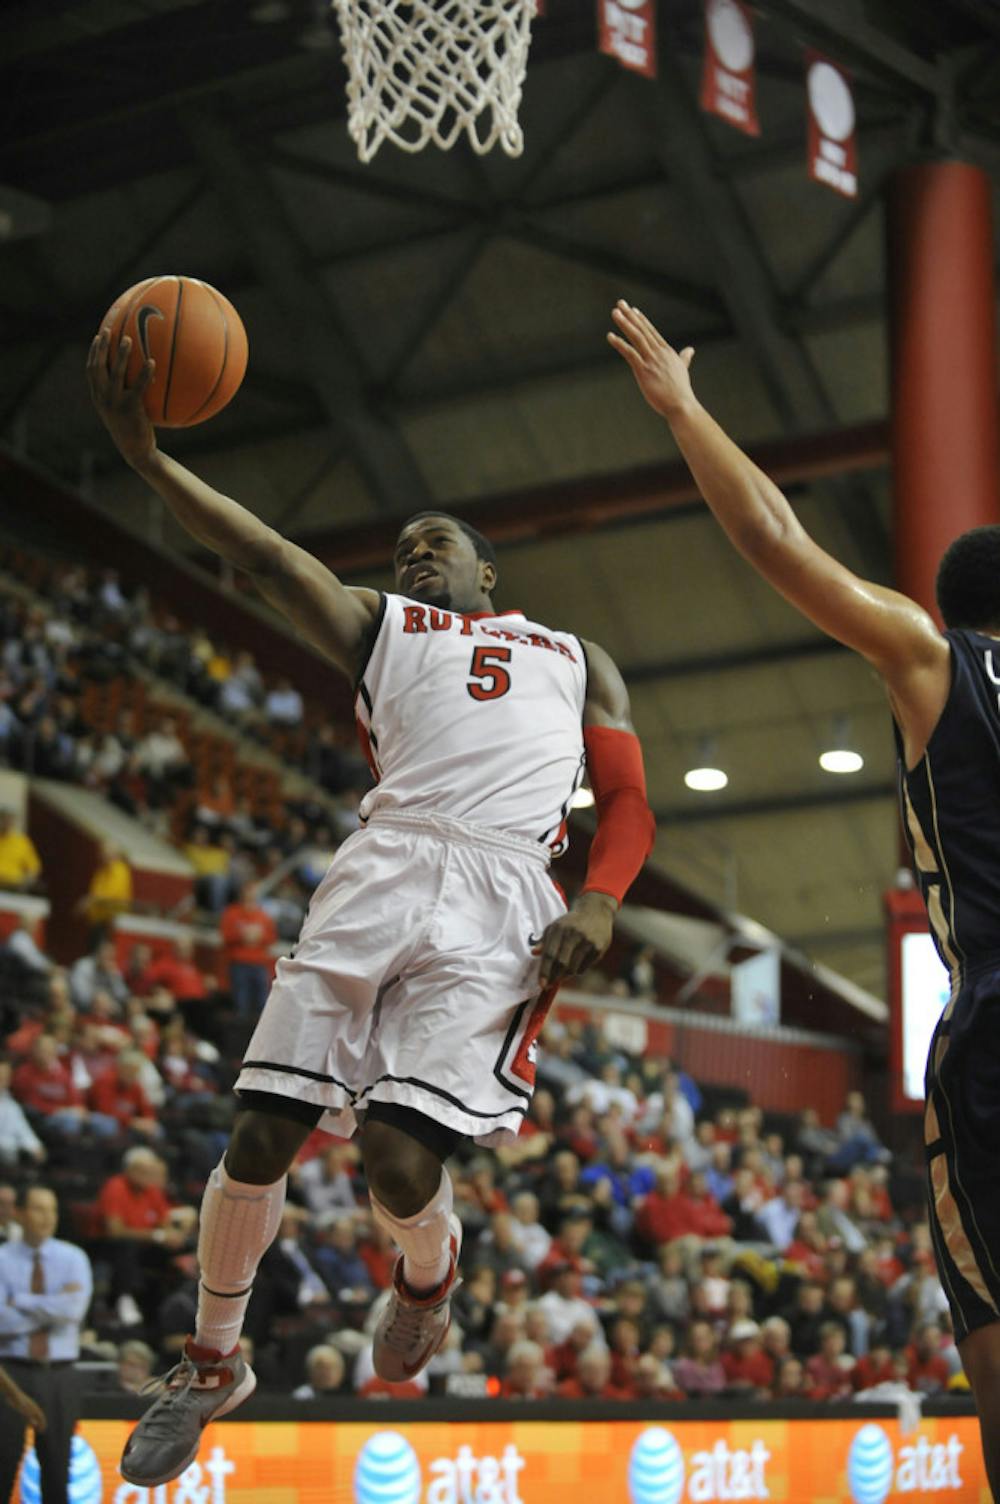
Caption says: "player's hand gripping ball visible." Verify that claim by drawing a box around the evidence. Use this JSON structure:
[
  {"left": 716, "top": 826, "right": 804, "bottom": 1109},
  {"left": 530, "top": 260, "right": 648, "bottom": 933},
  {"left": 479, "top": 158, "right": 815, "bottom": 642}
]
[{"left": 99, "top": 275, "right": 248, "bottom": 427}]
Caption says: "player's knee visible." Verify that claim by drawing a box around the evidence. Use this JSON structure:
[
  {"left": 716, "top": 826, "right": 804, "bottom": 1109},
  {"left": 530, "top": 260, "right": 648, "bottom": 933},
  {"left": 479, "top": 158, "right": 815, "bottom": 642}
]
[
  {"left": 362, "top": 1121, "right": 441, "bottom": 1216},
  {"left": 226, "top": 1108, "right": 303, "bottom": 1184}
]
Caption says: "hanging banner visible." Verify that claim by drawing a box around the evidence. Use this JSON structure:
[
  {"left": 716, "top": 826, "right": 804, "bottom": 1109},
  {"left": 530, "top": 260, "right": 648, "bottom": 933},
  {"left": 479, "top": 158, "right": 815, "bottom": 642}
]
[
  {"left": 597, "top": 0, "right": 657, "bottom": 79},
  {"left": 806, "top": 51, "right": 858, "bottom": 198},
  {"left": 700, "top": 0, "right": 759, "bottom": 136}
]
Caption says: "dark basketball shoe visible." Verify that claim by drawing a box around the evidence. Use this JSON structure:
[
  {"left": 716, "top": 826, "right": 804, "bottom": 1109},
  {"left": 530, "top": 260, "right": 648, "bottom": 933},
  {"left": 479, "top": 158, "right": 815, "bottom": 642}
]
[{"left": 120, "top": 1338, "right": 257, "bottom": 1486}]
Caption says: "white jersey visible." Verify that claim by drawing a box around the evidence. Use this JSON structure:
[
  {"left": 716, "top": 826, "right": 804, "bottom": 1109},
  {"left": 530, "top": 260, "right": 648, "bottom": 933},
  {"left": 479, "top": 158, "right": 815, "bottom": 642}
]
[{"left": 355, "top": 593, "right": 588, "bottom": 854}]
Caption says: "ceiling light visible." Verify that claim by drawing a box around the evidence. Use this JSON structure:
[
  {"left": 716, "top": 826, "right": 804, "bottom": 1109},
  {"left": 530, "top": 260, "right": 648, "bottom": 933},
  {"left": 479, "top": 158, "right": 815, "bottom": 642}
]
[
  {"left": 684, "top": 736, "right": 728, "bottom": 793},
  {"left": 819, "top": 715, "right": 864, "bottom": 775},
  {"left": 571, "top": 786, "right": 595, "bottom": 810}
]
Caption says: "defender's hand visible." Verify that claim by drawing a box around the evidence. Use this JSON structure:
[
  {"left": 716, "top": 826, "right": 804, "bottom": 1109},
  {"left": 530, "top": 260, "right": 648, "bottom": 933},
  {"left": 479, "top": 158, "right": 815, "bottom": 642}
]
[
  {"left": 608, "top": 301, "right": 696, "bottom": 420},
  {"left": 86, "top": 327, "right": 157, "bottom": 471},
  {"left": 535, "top": 891, "right": 618, "bottom": 986}
]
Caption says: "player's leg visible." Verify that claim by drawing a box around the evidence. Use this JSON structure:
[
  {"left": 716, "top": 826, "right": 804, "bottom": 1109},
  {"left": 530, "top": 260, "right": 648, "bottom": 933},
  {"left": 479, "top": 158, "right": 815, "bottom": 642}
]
[
  {"left": 361, "top": 1103, "right": 465, "bottom": 1381},
  {"left": 957, "top": 1323, "right": 1000, "bottom": 1498},
  {"left": 121, "top": 1097, "right": 318, "bottom": 1487}
]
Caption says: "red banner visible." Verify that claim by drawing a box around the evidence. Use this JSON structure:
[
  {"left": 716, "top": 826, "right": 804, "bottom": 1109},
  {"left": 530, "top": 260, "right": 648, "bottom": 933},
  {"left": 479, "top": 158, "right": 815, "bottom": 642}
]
[
  {"left": 597, "top": 0, "right": 657, "bottom": 79},
  {"left": 700, "top": 0, "right": 759, "bottom": 136},
  {"left": 806, "top": 51, "right": 858, "bottom": 198}
]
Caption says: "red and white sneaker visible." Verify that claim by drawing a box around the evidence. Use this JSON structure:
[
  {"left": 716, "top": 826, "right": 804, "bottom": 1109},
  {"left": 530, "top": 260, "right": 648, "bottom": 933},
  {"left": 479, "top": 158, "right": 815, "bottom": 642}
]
[{"left": 372, "top": 1214, "right": 463, "bottom": 1382}]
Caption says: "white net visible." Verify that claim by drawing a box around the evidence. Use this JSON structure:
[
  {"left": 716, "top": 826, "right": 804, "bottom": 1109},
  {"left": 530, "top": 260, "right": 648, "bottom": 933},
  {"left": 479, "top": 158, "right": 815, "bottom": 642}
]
[{"left": 332, "top": 1, "right": 537, "bottom": 163}]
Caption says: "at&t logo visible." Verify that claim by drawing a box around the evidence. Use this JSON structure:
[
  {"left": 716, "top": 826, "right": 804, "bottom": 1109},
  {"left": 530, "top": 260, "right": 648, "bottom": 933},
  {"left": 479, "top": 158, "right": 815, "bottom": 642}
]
[
  {"left": 848, "top": 1424, "right": 963, "bottom": 1502},
  {"left": 628, "top": 1428, "right": 769, "bottom": 1503},
  {"left": 354, "top": 1432, "right": 526, "bottom": 1504}
]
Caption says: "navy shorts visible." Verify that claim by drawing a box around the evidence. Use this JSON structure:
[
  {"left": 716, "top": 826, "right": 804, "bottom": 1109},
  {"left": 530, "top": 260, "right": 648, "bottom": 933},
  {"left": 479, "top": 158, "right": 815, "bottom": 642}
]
[{"left": 924, "top": 966, "right": 1000, "bottom": 1342}]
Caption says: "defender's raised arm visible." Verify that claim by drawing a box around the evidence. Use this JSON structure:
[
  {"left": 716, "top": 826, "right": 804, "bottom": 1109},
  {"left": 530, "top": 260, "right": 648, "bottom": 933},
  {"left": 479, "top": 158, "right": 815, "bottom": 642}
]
[
  {"left": 87, "top": 328, "right": 377, "bottom": 679},
  {"left": 608, "top": 301, "right": 950, "bottom": 762}
]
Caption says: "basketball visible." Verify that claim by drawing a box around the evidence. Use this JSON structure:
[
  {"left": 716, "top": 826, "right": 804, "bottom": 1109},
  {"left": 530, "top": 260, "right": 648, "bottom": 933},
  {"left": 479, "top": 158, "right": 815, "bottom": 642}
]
[{"left": 99, "top": 275, "right": 248, "bottom": 428}]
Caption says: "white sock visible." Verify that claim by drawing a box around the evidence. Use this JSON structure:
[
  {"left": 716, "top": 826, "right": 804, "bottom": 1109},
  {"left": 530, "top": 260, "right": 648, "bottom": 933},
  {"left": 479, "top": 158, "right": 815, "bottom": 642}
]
[
  {"left": 370, "top": 1168, "right": 455, "bottom": 1293},
  {"left": 194, "top": 1159, "right": 287, "bottom": 1355}
]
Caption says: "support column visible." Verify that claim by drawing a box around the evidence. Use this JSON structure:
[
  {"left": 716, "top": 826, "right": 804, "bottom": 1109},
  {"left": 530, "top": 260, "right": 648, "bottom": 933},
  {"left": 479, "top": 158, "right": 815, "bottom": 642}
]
[{"left": 887, "top": 160, "right": 1000, "bottom": 617}]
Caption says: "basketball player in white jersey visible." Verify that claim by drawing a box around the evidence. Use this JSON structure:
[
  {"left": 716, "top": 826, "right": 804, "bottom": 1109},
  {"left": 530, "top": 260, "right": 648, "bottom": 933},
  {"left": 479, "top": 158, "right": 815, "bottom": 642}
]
[{"left": 87, "top": 329, "right": 655, "bottom": 1483}]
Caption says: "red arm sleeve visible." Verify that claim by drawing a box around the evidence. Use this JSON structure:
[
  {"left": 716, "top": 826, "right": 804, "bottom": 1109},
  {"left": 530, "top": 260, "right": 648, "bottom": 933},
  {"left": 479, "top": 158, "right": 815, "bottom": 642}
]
[{"left": 580, "top": 725, "right": 656, "bottom": 905}]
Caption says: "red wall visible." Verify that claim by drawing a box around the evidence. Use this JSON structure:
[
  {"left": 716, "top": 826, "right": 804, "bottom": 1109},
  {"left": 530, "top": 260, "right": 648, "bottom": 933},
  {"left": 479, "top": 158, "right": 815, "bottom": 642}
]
[{"left": 557, "top": 1004, "right": 859, "bottom": 1122}]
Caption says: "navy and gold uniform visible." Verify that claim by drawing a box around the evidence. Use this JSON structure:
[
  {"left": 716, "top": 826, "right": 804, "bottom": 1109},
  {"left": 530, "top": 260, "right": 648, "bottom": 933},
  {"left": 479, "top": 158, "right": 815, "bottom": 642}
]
[{"left": 897, "top": 628, "right": 1000, "bottom": 1340}]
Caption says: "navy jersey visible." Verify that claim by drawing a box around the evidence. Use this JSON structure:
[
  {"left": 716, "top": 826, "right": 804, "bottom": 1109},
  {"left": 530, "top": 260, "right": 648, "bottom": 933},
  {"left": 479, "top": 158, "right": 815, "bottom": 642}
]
[{"left": 897, "top": 629, "right": 1000, "bottom": 994}]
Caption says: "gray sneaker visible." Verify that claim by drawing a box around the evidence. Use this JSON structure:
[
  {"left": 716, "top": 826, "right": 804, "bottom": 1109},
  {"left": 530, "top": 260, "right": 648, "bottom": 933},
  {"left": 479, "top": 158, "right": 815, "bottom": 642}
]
[
  {"left": 120, "top": 1340, "right": 257, "bottom": 1486},
  {"left": 373, "top": 1214, "right": 463, "bottom": 1382}
]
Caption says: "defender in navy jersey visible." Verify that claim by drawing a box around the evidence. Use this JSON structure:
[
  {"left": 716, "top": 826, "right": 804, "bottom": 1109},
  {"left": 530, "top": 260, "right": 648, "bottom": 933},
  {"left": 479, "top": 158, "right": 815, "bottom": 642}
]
[
  {"left": 88, "top": 330, "right": 655, "bottom": 1484},
  {"left": 612, "top": 299, "right": 1000, "bottom": 1494}
]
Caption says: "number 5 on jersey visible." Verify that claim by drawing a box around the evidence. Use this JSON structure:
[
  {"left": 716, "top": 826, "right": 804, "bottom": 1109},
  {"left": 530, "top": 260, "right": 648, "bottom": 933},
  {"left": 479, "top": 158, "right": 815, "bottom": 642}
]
[{"left": 467, "top": 645, "right": 512, "bottom": 701}]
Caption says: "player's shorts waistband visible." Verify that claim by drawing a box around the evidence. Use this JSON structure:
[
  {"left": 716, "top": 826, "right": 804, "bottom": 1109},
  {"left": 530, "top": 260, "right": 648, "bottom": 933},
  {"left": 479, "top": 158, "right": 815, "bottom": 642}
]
[{"left": 364, "top": 808, "right": 551, "bottom": 866}]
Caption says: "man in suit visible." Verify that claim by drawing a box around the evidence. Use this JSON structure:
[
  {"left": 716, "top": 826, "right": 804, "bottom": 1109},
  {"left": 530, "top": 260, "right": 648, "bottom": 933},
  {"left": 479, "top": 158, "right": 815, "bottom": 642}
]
[{"left": 0, "top": 1185, "right": 93, "bottom": 1504}]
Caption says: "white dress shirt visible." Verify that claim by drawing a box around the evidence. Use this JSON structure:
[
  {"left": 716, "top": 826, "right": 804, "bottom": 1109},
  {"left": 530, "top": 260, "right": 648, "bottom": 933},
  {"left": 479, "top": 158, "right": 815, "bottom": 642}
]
[
  {"left": 0, "top": 1237, "right": 93, "bottom": 1360},
  {"left": 0, "top": 1091, "right": 43, "bottom": 1159}
]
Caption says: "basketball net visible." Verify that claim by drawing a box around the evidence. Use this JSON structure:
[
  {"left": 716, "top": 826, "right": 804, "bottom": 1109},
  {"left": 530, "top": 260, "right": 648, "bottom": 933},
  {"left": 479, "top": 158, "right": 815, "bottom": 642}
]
[{"left": 331, "top": 0, "right": 537, "bottom": 162}]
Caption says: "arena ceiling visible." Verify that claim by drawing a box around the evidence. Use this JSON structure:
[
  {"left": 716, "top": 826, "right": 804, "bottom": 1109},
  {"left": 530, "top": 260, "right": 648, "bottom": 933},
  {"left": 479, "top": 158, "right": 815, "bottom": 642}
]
[{"left": 2, "top": 0, "right": 1000, "bottom": 998}]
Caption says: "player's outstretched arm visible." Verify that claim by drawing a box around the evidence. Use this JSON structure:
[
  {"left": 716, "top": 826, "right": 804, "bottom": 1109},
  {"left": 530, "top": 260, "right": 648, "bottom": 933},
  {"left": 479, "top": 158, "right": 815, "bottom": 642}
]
[
  {"left": 536, "top": 642, "right": 655, "bottom": 986},
  {"left": 608, "top": 302, "right": 949, "bottom": 722},
  {"left": 87, "top": 328, "right": 378, "bottom": 679}
]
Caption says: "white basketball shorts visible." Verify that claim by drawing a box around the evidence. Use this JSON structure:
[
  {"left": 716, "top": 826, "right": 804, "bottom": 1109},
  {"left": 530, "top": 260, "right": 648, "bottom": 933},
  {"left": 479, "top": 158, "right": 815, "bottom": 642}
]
[{"left": 236, "top": 809, "right": 566, "bottom": 1146}]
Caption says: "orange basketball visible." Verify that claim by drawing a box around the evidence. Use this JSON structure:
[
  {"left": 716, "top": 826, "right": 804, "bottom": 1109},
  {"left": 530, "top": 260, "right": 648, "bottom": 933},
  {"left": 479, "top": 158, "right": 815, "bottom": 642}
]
[{"left": 100, "top": 275, "right": 248, "bottom": 428}]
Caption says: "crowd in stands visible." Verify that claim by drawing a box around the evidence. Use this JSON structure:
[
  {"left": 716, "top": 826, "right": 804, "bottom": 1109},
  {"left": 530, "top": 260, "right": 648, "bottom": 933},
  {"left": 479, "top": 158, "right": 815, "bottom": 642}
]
[
  {"left": 0, "top": 545, "right": 956, "bottom": 1409},
  {"left": 0, "top": 553, "right": 371, "bottom": 926},
  {"left": 0, "top": 917, "right": 959, "bottom": 1406}
]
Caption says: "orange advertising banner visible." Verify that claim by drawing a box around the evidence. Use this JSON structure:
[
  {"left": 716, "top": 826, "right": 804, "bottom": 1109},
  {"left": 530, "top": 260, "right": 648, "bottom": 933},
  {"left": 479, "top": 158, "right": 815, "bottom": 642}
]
[{"left": 54, "top": 1415, "right": 990, "bottom": 1504}]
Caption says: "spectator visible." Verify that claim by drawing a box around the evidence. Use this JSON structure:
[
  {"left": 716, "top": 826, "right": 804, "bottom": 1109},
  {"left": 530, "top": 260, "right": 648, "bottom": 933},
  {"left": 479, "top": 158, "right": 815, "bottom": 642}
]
[
  {"left": 297, "top": 1141, "right": 359, "bottom": 1219},
  {"left": 0, "top": 1059, "right": 45, "bottom": 1167},
  {"left": 135, "top": 716, "right": 189, "bottom": 807},
  {"left": 772, "top": 1354, "right": 808, "bottom": 1399},
  {"left": 756, "top": 1179, "right": 808, "bottom": 1252},
  {"left": 220, "top": 882, "right": 277, "bottom": 1018},
  {"left": 831, "top": 1091, "right": 891, "bottom": 1172},
  {"left": 648, "top": 1243, "right": 691, "bottom": 1325},
  {"left": 452, "top": 1265, "right": 498, "bottom": 1346},
  {"left": 537, "top": 1264, "right": 601, "bottom": 1345},
  {"left": 816, "top": 1179, "right": 868, "bottom": 1255},
  {"left": 96, "top": 1147, "right": 188, "bottom": 1325},
  {"left": 265, "top": 677, "right": 304, "bottom": 728},
  {"left": 218, "top": 653, "right": 263, "bottom": 723},
  {"left": 853, "top": 1341, "right": 896, "bottom": 1392},
  {"left": 906, "top": 1321, "right": 951, "bottom": 1395},
  {"left": 783, "top": 1281, "right": 829, "bottom": 1359},
  {"left": 136, "top": 933, "right": 209, "bottom": 1009},
  {"left": 673, "top": 1319, "right": 726, "bottom": 1397},
  {"left": 261, "top": 1206, "right": 331, "bottom": 1314},
  {"left": 501, "top": 1339, "right": 550, "bottom": 1399},
  {"left": 721, "top": 1319, "right": 773, "bottom": 1395},
  {"left": 0, "top": 1184, "right": 20, "bottom": 1245},
  {"left": 0, "top": 809, "right": 41, "bottom": 891},
  {"left": 183, "top": 825, "right": 232, "bottom": 913},
  {"left": 313, "top": 1216, "right": 373, "bottom": 1302},
  {"left": 636, "top": 1165, "right": 732, "bottom": 1255},
  {"left": 761, "top": 1316, "right": 792, "bottom": 1368},
  {"left": 78, "top": 843, "right": 133, "bottom": 944},
  {"left": 69, "top": 940, "right": 128, "bottom": 1011},
  {"left": 117, "top": 1340, "right": 156, "bottom": 1394},
  {"left": 477, "top": 1309, "right": 526, "bottom": 1380},
  {"left": 293, "top": 1343, "right": 347, "bottom": 1400},
  {"left": 12, "top": 1035, "right": 117, "bottom": 1144},
  {"left": 558, "top": 1343, "right": 625, "bottom": 1400},
  {"left": 805, "top": 1321, "right": 854, "bottom": 1399},
  {"left": 87, "top": 1050, "right": 161, "bottom": 1141}
]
